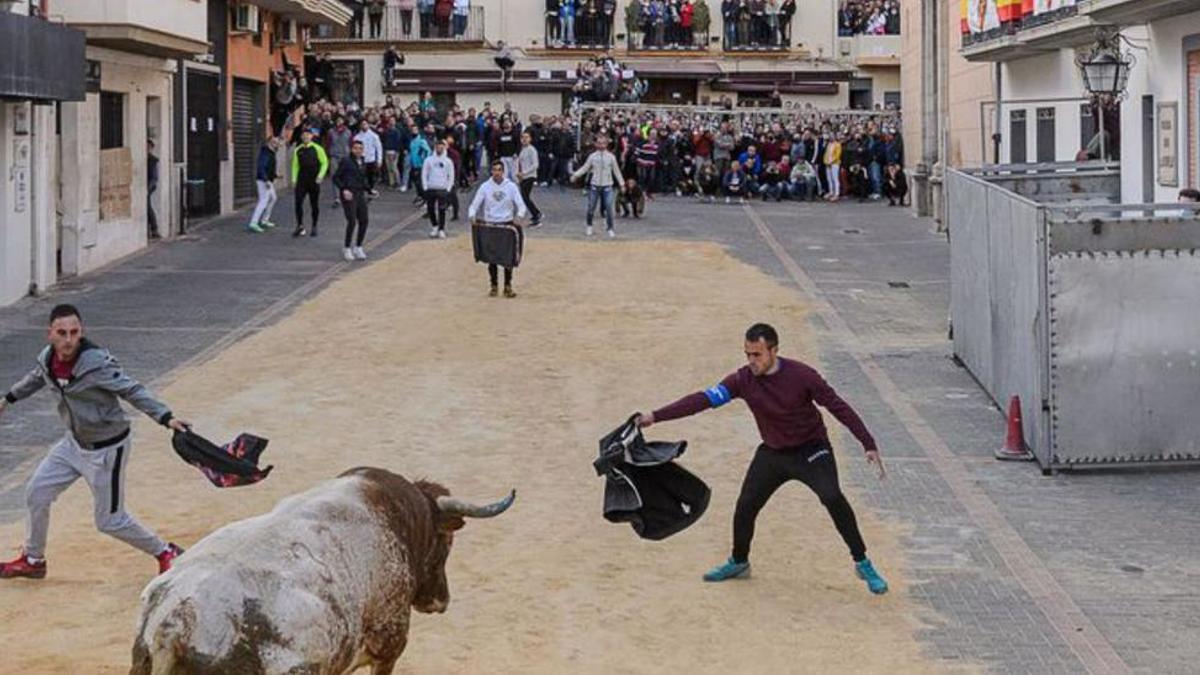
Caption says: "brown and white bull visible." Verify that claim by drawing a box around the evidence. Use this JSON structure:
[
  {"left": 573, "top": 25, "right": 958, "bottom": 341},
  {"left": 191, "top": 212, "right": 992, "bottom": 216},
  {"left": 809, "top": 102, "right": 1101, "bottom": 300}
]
[{"left": 130, "top": 467, "right": 515, "bottom": 675}]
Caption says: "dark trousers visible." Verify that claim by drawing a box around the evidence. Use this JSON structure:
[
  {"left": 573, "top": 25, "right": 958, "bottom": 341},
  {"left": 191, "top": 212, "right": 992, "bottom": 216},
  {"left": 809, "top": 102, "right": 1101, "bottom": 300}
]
[
  {"left": 488, "top": 264, "right": 513, "bottom": 287},
  {"left": 731, "top": 443, "right": 867, "bottom": 564},
  {"left": 426, "top": 188, "right": 449, "bottom": 229},
  {"left": 519, "top": 178, "right": 541, "bottom": 221},
  {"left": 342, "top": 192, "right": 369, "bottom": 247},
  {"left": 400, "top": 8, "right": 414, "bottom": 35},
  {"left": 410, "top": 168, "right": 425, "bottom": 200},
  {"left": 294, "top": 180, "right": 321, "bottom": 229},
  {"left": 369, "top": 12, "right": 382, "bottom": 37},
  {"left": 365, "top": 163, "right": 379, "bottom": 191},
  {"left": 147, "top": 185, "right": 159, "bottom": 236}
]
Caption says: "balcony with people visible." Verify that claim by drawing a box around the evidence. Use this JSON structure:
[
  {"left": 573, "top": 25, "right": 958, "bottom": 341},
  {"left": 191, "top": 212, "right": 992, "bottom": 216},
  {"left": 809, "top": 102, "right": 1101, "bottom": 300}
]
[
  {"left": 622, "top": 0, "right": 712, "bottom": 53},
  {"left": 544, "top": 0, "right": 618, "bottom": 50},
  {"left": 719, "top": 0, "right": 796, "bottom": 53},
  {"left": 309, "top": 0, "right": 485, "bottom": 45}
]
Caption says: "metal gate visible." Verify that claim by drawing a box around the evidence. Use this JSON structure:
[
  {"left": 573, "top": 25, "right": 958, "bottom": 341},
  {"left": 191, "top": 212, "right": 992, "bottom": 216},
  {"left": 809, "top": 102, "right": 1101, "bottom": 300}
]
[
  {"left": 186, "top": 70, "right": 221, "bottom": 217},
  {"left": 232, "top": 78, "right": 264, "bottom": 204}
]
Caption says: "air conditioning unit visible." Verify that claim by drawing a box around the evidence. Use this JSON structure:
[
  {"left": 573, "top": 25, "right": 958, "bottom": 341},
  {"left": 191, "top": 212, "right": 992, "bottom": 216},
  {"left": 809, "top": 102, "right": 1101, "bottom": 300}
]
[
  {"left": 233, "top": 4, "right": 260, "bottom": 33},
  {"left": 277, "top": 19, "right": 297, "bottom": 44}
]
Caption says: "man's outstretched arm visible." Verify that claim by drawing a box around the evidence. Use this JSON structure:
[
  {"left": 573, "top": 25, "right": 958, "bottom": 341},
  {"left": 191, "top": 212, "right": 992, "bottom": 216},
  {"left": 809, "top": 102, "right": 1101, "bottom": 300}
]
[{"left": 639, "top": 376, "right": 740, "bottom": 427}]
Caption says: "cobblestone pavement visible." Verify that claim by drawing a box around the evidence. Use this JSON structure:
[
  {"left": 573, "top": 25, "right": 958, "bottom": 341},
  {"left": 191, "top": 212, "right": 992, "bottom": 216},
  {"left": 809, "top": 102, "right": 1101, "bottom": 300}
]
[{"left": 2, "top": 183, "right": 1197, "bottom": 673}]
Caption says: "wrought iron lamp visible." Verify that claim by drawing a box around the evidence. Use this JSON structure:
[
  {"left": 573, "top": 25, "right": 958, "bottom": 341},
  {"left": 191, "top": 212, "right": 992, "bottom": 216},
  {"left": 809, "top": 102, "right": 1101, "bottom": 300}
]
[{"left": 1075, "top": 27, "right": 1135, "bottom": 160}]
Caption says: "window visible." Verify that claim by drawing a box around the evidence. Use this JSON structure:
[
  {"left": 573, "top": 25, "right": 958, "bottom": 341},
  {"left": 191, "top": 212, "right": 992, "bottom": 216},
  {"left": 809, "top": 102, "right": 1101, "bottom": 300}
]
[
  {"left": 883, "top": 91, "right": 901, "bottom": 110},
  {"left": 1036, "top": 107, "right": 1055, "bottom": 163},
  {"left": 1009, "top": 109, "right": 1027, "bottom": 163},
  {"left": 100, "top": 91, "right": 125, "bottom": 150}
]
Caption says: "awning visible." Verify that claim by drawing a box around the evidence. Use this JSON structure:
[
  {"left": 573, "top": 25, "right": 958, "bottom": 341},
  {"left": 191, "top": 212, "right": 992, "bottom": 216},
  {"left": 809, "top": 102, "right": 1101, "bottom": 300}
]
[
  {"left": 0, "top": 12, "right": 86, "bottom": 101},
  {"left": 709, "top": 81, "right": 840, "bottom": 95},
  {"left": 622, "top": 60, "right": 722, "bottom": 79}
]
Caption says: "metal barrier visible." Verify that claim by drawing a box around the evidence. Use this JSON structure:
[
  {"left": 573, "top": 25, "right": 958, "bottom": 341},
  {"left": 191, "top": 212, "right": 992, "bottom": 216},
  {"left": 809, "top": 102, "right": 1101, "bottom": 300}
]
[{"left": 947, "top": 167, "right": 1200, "bottom": 470}]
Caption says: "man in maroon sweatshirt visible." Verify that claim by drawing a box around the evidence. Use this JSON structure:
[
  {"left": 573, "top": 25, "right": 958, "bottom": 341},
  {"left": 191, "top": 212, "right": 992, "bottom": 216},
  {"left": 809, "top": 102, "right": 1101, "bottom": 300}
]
[{"left": 636, "top": 323, "right": 888, "bottom": 593}]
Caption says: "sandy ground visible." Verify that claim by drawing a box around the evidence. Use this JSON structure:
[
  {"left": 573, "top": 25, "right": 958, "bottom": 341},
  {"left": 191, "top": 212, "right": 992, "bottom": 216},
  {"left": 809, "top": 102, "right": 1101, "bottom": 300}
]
[{"left": 0, "top": 236, "right": 944, "bottom": 674}]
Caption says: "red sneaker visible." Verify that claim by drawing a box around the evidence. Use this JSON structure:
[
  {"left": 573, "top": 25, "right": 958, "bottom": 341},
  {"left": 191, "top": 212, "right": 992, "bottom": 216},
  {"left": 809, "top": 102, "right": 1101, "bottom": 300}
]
[
  {"left": 156, "top": 543, "right": 184, "bottom": 575},
  {"left": 0, "top": 552, "right": 47, "bottom": 579}
]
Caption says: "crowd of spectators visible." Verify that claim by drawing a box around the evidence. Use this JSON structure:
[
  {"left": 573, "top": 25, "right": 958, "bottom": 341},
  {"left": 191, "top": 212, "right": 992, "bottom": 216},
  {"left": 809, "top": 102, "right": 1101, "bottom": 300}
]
[
  {"left": 575, "top": 104, "right": 908, "bottom": 205},
  {"left": 838, "top": 0, "right": 900, "bottom": 36},
  {"left": 624, "top": 0, "right": 713, "bottom": 49},
  {"left": 343, "top": 0, "right": 475, "bottom": 40},
  {"left": 570, "top": 54, "right": 649, "bottom": 104}
]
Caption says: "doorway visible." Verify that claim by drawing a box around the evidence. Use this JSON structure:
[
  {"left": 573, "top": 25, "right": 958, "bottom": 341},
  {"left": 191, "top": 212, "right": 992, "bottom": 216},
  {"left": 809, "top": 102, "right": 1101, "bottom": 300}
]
[
  {"left": 232, "top": 78, "right": 265, "bottom": 205},
  {"left": 186, "top": 69, "right": 221, "bottom": 217}
]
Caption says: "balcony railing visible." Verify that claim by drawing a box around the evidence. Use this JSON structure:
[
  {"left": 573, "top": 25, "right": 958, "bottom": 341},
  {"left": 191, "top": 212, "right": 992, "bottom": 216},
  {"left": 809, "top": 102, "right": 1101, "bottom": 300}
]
[
  {"left": 720, "top": 16, "right": 794, "bottom": 52},
  {"left": 625, "top": 29, "right": 710, "bottom": 52},
  {"left": 311, "top": 6, "right": 484, "bottom": 43},
  {"left": 543, "top": 15, "right": 615, "bottom": 50}
]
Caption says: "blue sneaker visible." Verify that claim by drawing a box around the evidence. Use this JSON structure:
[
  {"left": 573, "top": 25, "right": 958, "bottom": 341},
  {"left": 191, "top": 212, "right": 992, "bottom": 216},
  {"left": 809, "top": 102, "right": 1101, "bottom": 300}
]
[
  {"left": 703, "top": 557, "right": 751, "bottom": 582},
  {"left": 855, "top": 558, "right": 889, "bottom": 594}
]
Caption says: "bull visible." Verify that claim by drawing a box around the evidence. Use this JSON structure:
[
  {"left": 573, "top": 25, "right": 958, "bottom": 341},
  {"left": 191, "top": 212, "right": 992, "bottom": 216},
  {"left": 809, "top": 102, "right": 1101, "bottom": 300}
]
[{"left": 130, "top": 467, "right": 515, "bottom": 675}]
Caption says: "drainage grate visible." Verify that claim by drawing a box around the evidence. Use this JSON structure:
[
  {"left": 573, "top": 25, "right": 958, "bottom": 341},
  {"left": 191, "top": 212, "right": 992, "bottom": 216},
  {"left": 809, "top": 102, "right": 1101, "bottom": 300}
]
[
  {"left": 842, "top": 228, "right": 862, "bottom": 234},
  {"left": 887, "top": 281, "right": 911, "bottom": 289}
]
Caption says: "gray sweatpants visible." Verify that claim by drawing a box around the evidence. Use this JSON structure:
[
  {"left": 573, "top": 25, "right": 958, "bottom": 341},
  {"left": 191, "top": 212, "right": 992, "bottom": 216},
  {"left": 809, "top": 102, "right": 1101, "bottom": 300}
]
[{"left": 23, "top": 433, "right": 165, "bottom": 560}]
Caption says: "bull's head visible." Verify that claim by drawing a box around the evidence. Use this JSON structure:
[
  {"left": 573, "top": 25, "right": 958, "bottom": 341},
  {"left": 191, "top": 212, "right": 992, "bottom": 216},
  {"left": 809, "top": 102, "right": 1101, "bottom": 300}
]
[{"left": 412, "top": 483, "right": 516, "bottom": 614}]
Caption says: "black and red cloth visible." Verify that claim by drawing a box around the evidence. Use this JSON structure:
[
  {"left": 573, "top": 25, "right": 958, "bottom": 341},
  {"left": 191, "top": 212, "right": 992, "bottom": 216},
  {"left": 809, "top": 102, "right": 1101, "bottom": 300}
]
[{"left": 171, "top": 430, "right": 273, "bottom": 488}]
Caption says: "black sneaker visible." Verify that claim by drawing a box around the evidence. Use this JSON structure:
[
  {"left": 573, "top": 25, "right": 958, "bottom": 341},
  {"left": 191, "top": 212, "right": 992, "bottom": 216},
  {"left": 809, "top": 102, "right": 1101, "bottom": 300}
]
[
  {"left": 488, "top": 285, "right": 498, "bottom": 297},
  {"left": 292, "top": 228, "right": 306, "bottom": 237},
  {"left": 309, "top": 227, "right": 318, "bottom": 237}
]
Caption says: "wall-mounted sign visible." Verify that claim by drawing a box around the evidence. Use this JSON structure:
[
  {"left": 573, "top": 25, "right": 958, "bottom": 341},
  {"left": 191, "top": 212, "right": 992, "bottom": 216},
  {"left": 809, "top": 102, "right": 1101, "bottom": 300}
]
[
  {"left": 86, "top": 59, "right": 101, "bottom": 93},
  {"left": 1157, "top": 102, "right": 1178, "bottom": 187}
]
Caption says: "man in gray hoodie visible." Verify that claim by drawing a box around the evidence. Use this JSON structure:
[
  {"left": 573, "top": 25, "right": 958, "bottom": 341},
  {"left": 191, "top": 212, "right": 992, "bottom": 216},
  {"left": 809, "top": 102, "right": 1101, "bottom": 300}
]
[{"left": 0, "top": 304, "right": 190, "bottom": 579}]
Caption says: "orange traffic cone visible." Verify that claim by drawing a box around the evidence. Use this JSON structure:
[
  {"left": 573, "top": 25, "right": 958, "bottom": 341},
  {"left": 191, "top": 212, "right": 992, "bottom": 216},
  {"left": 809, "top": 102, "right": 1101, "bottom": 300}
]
[{"left": 994, "top": 396, "right": 1034, "bottom": 461}]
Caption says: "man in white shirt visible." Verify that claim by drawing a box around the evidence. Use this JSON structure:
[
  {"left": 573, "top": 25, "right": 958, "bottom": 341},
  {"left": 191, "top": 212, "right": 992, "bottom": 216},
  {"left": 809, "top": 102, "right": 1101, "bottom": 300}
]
[
  {"left": 421, "top": 138, "right": 456, "bottom": 238},
  {"left": 469, "top": 160, "right": 527, "bottom": 298},
  {"left": 517, "top": 131, "right": 543, "bottom": 226},
  {"left": 353, "top": 120, "right": 384, "bottom": 196}
]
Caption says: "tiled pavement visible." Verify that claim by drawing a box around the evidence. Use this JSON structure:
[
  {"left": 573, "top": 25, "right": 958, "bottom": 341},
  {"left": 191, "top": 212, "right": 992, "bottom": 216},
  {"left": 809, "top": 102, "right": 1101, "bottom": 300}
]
[{"left": 2, "top": 183, "right": 1198, "bottom": 673}]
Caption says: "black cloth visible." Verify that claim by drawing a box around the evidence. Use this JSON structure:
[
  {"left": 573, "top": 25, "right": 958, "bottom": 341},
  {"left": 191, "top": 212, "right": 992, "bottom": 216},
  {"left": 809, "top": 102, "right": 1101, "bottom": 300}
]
[
  {"left": 471, "top": 222, "right": 524, "bottom": 268},
  {"left": 171, "top": 430, "right": 273, "bottom": 488},
  {"left": 594, "top": 415, "right": 710, "bottom": 540}
]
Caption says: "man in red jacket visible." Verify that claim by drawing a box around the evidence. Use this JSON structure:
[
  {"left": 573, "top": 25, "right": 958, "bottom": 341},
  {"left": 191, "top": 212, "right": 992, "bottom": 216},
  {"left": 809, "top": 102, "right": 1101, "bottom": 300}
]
[{"left": 636, "top": 322, "right": 888, "bottom": 592}]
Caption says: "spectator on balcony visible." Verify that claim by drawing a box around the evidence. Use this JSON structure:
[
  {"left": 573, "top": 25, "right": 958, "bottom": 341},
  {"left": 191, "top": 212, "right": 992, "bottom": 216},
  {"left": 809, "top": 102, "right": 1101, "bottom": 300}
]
[
  {"left": 547, "top": 0, "right": 562, "bottom": 46},
  {"left": 583, "top": 0, "right": 600, "bottom": 46},
  {"left": 664, "top": 0, "right": 679, "bottom": 47},
  {"left": 721, "top": 0, "right": 736, "bottom": 48},
  {"left": 601, "top": 0, "right": 616, "bottom": 46},
  {"left": 560, "top": 0, "right": 577, "bottom": 45},
  {"left": 779, "top": 0, "right": 795, "bottom": 44},
  {"left": 418, "top": 0, "right": 434, "bottom": 37},
  {"left": 368, "top": 0, "right": 385, "bottom": 38},
  {"left": 398, "top": 0, "right": 416, "bottom": 37},
  {"left": 452, "top": 0, "right": 470, "bottom": 37},
  {"left": 735, "top": 0, "right": 751, "bottom": 47},
  {"left": 433, "top": 0, "right": 452, "bottom": 37},
  {"left": 349, "top": 0, "right": 366, "bottom": 38},
  {"left": 764, "top": 0, "right": 779, "bottom": 46},
  {"left": 650, "top": 0, "right": 667, "bottom": 47},
  {"left": 679, "top": 0, "right": 694, "bottom": 47}
]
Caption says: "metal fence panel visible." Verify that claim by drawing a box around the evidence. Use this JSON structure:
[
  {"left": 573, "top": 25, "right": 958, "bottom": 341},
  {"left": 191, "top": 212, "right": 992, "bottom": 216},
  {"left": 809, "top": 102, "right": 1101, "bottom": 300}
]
[
  {"left": 948, "top": 169, "right": 1049, "bottom": 460},
  {"left": 1048, "top": 250, "right": 1200, "bottom": 465}
]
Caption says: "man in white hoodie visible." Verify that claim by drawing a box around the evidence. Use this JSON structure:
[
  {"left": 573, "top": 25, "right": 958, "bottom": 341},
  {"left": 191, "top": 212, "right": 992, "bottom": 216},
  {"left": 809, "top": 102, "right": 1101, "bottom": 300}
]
[
  {"left": 354, "top": 119, "right": 384, "bottom": 196},
  {"left": 421, "top": 138, "right": 456, "bottom": 238}
]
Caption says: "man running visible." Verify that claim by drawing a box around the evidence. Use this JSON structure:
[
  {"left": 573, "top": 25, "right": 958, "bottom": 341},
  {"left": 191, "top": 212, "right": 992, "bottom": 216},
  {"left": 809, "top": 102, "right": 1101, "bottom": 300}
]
[
  {"left": 291, "top": 128, "right": 329, "bottom": 238},
  {"left": 0, "top": 304, "right": 190, "bottom": 579},
  {"left": 468, "top": 160, "right": 527, "bottom": 298},
  {"left": 636, "top": 323, "right": 889, "bottom": 593}
]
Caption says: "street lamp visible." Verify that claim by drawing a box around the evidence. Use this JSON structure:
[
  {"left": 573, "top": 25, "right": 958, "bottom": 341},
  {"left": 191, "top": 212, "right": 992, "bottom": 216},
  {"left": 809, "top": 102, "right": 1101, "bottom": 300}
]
[{"left": 1075, "top": 27, "right": 1135, "bottom": 161}]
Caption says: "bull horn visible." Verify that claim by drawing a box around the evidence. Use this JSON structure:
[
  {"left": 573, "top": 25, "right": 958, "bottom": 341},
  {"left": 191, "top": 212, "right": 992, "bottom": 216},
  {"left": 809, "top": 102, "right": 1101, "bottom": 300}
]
[{"left": 436, "top": 489, "right": 516, "bottom": 518}]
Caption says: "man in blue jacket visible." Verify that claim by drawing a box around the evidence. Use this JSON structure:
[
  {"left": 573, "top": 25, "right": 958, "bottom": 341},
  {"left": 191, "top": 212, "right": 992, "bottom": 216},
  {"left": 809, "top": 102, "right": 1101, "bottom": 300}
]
[
  {"left": 408, "top": 125, "right": 432, "bottom": 206},
  {"left": 249, "top": 137, "right": 280, "bottom": 233}
]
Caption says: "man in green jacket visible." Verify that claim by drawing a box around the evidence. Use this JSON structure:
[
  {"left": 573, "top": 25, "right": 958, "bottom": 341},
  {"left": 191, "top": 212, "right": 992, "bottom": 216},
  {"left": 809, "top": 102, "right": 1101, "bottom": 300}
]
[{"left": 291, "top": 128, "right": 330, "bottom": 237}]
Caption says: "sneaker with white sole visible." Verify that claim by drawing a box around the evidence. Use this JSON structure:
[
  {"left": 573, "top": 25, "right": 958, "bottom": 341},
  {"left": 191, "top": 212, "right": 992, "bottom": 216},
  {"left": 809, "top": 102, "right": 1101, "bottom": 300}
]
[
  {"left": 438, "top": 229, "right": 447, "bottom": 239},
  {"left": 585, "top": 225, "right": 594, "bottom": 237},
  {"left": 343, "top": 248, "right": 355, "bottom": 261},
  {"left": 725, "top": 196, "right": 731, "bottom": 204},
  {"left": 352, "top": 246, "right": 367, "bottom": 260},
  {"left": 428, "top": 227, "right": 438, "bottom": 238},
  {"left": 607, "top": 228, "right": 615, "bottom": 238}
]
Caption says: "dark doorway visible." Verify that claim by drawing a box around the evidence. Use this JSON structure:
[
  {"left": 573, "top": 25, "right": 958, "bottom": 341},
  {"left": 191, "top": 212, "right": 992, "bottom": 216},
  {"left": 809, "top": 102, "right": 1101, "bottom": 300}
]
[
  {"left": 642, "top": 78, "right": 697, "bottom": 105},
  {"left": 232, "top": 78, "right": 265, "bottom": 204},
  {"left": 1009, "top": 109, "right": 1027, "bottom": 163},
  {"left": 1142, "top": 95, "right": 1154, "bottom": 202},
  {"left": 1035, "top": 107, "right": 1055, "bottom": 163},
  {"left": 186, "top": 69, "right": 221, "bottom": 217}
]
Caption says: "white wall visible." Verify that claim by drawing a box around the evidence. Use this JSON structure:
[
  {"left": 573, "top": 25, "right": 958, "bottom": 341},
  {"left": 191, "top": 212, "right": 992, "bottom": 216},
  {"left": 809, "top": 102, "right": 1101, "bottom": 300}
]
[
  {"left": 60, "top": 47, "right": 177, "bottom": 278},
  {"left": 999, "top": 50, "right": 1087, "bottom": 163},
  {"left": 0, "top": 104, "right": 33, "bottom": 306},
  {"left": 54, "top": 0, "right": 207, "bottom": 44}
]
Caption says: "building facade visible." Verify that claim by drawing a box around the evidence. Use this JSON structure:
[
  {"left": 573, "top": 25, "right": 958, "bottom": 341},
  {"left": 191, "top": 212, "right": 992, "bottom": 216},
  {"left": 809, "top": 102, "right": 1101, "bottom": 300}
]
[
  {"left": 959, "top": 0, "right": 1200, "bottom": 204},
  {"left": 306, "top": 0, "right": 901, "bottom": 117}
]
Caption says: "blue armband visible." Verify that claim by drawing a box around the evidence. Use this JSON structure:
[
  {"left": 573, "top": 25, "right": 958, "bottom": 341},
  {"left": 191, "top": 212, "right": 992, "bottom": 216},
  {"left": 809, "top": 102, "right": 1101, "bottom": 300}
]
[{"left": 704, "top": 383, "right": 732, "bottom": 408}]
